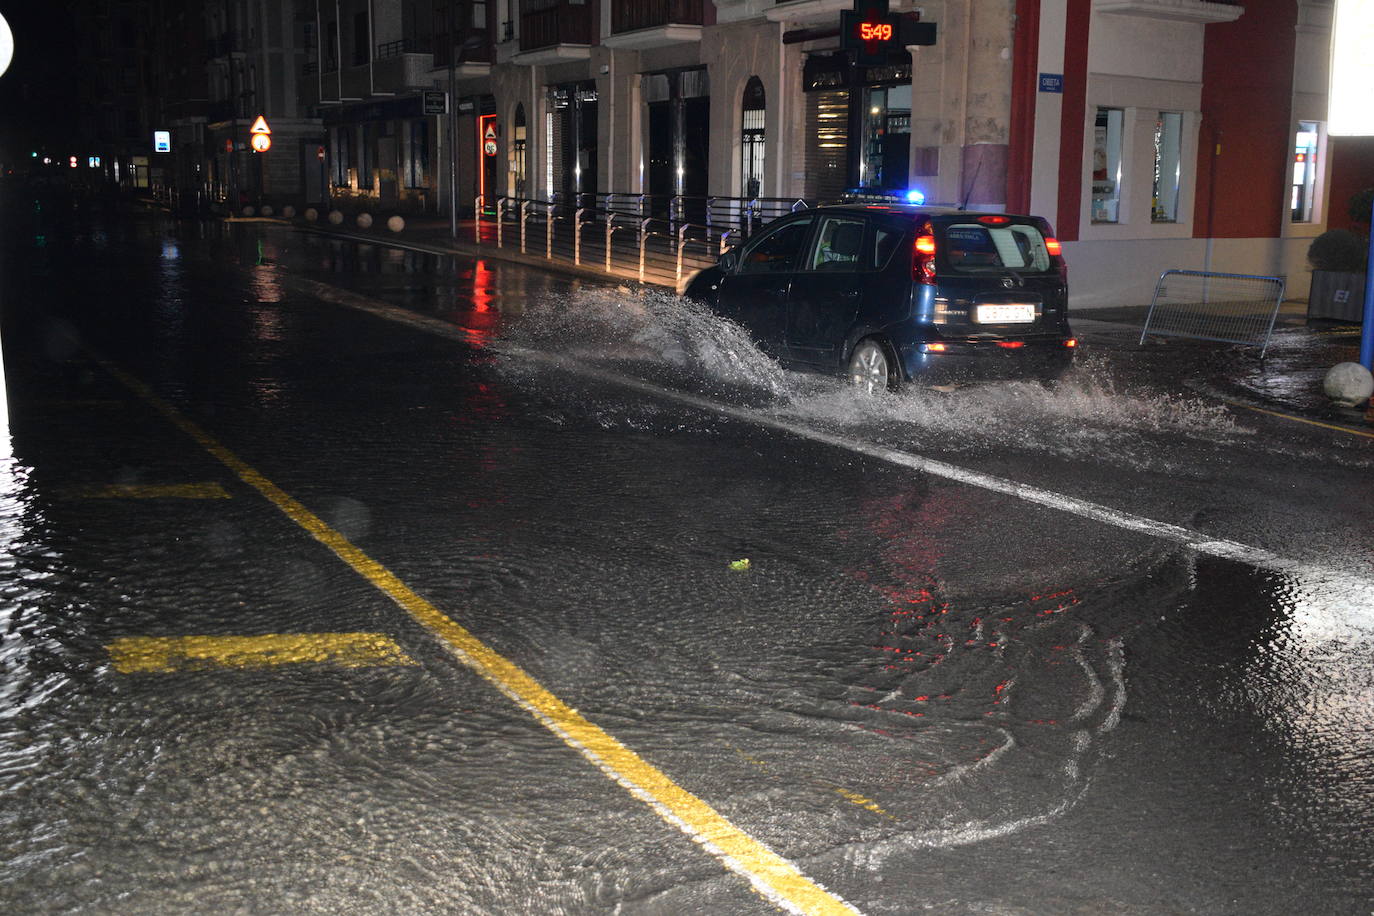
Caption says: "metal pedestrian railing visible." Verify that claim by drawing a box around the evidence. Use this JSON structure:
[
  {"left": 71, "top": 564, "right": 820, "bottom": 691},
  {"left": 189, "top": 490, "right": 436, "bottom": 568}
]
[
  {"left": 1139, "top": 270, "right": 1287, "bottom": 358},
  {"left": 471, "top": 193, "right": 810, "bottom": 290}
]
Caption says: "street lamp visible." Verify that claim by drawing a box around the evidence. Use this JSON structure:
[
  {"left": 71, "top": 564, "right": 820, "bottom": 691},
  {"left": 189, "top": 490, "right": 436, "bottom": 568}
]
[{"left": 0, "top": 12, "right": 13, "bottom": 78}]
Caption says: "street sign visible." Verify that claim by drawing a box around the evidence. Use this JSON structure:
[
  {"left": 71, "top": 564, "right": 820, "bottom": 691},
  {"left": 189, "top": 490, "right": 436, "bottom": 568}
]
[
  {"left": 423, "top": 91, "right": 447, "bottom": 115},
  {"left": 1039, "top": 73, "right": 1064, "bottom": 93},
  {"left": 154, "top": 130, "right": 171, "bottom": 152},
  {"left": 317, "top": 145, "right": 326, "bottom": 161},
  {"left": 249, "top": 115, "right": 271, "bottom": 135},
  {"left": 251, "top": 133, "right": 272, "bottom": 152}
]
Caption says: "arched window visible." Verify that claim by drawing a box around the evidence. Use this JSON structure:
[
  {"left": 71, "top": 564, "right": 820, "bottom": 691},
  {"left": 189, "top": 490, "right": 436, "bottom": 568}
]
[{"left": 741, "top": 77, "right": 766, "bottom": 200}]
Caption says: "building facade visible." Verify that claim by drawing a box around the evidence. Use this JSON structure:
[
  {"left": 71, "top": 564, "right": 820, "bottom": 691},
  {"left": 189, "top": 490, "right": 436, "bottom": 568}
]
[{"left": 143, "top": 0, "right": 1373, "bottom": 307}]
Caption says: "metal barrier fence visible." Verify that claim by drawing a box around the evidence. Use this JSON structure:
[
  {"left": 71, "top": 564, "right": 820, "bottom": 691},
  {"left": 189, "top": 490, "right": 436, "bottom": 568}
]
[
  {"left": 473, "top": 195, "right": 784, "bottom": 290},
  {"left": 1139, "top": 270, "right": 1287, "bottom": 358}
]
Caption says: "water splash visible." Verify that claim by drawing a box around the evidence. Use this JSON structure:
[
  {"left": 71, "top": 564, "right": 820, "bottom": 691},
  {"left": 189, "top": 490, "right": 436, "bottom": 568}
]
[{"left": 502, "top": 285, "right": 1249, "bottom": 467}]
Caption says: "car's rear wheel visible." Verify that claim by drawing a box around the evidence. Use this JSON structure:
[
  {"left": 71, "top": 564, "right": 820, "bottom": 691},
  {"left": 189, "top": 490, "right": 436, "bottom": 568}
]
[{"left": 847, "top": 338, "right": 897, "bottom": 395}]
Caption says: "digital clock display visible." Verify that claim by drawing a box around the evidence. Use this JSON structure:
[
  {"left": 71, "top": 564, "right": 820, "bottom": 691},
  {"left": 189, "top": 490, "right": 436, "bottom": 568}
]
[{"left": 858, "top": 21, "right": 894, "bottom": 42}]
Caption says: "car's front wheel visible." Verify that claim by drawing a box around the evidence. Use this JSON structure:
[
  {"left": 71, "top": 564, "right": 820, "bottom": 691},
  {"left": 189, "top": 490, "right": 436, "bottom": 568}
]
[{"left": 847, "top": 338, "right": 897, "bottom": 395}]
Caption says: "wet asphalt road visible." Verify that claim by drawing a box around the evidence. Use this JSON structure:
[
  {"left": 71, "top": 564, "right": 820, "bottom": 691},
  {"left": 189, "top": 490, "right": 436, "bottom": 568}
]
[{"left": 1, "top": 199, "right": 1372, "bottom": 914}]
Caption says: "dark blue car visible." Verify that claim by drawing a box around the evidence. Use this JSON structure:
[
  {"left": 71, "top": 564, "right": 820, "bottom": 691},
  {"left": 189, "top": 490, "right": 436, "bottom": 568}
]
[{"left": 683, "top": 202, "right": 1078, "bottom": 392}]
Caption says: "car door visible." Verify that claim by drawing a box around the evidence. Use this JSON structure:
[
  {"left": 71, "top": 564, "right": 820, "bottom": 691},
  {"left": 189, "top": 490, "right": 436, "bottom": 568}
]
[
  {"left": 714, "top": 215, "right": 815, "bottom": 356},
  {"left": 784, "top": 214, "right": 869, "bottom": 367}
]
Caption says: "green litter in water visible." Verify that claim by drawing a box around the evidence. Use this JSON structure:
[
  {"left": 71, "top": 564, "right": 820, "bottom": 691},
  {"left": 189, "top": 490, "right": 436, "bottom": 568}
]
[{"left": 729, "top": 558, "right": 751, "bottom": 572}]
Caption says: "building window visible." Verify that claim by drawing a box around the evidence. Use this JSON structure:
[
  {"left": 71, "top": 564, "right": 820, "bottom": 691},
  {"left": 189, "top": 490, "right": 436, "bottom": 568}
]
[
  {"left": 405, "top": 119, "right": 429, "bottom": 188},
  {"left": 1292, "top": 121, "right": 1320, "bottom": 223},
  {"left": 1091, "top": 107, "right": 1124, "bottom": 224},
  {"left": 354, "top": 12, "right": 370, "bottom": 65},
  {"left": 333, "top": 126, "right": 351, "bottom": 187},
  {"left": 359, "top": 124, "right": 372, "bottom": 191},
  {"left": 741, "top": 77, "right": 766, "bottom": 200},
  {"left": 1152, "top": 112, "right": 1182, "bottom": 223}
]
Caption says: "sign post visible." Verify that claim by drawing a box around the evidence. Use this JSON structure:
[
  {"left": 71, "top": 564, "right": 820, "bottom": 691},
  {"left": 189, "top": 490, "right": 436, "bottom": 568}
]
[{"left": 1329, "top": 0, "right": 1374, "bottom": 369}]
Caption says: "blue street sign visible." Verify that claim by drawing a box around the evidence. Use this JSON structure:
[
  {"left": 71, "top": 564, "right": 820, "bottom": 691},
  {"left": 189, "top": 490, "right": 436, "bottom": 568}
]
[{"left": 1039, "top": 73, "right": 1064, "bottom": 93}]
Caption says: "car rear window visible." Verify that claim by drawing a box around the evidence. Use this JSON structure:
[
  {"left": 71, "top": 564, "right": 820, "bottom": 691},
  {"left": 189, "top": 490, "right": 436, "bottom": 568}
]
[{"left": 941, "top": 222, "right": 1053, "bottom": 273}]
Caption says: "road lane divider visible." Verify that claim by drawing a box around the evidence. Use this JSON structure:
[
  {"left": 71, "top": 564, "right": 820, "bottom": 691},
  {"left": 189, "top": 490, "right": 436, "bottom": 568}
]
[
  {"left": 62, "top": 482, "right": 232, "bottom": 500},
  {"left": 107, "top": 632, "right": 418, "bottom": 674},
  {"left": 94, "top": 356, "right": 862, "bottom": 916}
]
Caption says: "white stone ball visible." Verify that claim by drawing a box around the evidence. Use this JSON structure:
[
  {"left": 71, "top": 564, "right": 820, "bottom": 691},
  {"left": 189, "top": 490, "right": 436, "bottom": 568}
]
[
  {"left": 242, "top": 205, "right": 255, "bottom": 217},
  {"left": 1323, "top": 362, "right": 1374, "bottom": 407},
  {"left": 387, "top": 215, "right": 405, "bottom": 233},
  {"left": 356, "top": 213, "right": 373, "bottom": 229},
  {"left": 281, "top": 205, "right": 296, "bottom": 219},
  {"left": 260, "top": 204, "right": 274, "bottom": 217},
  {"left": 304, "top": 207, "right": 318, "bottom": 221},
  {"left": 328, "top": 210, "right": 344, "bottom": 225}
]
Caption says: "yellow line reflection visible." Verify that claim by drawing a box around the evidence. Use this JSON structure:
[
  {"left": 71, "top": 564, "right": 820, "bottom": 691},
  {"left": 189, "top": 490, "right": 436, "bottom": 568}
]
[
  {"left": 107, "top": 632, "right": 418, "bottom": 674},
  {"left": 65, "top": 482, "right": 232, "bottom": 499}
]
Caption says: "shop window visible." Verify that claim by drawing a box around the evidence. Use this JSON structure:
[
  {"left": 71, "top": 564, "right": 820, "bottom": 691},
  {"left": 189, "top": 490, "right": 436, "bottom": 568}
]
[
  {"left": 1152, "top": 112, "right": 1182, "bottom": 223},
  {"left": 512, "top": 104, "right": 527, "bottom": 199},
  {"left": 1291, "top": 121, "right": 1320, "bottom": 223},
  {"left": 404, "top": 120, "right": 429, "bottom": 189},
  {"left": 859, "top": 85, "right": 911, "bottom": 190},
  {"left": 741, "top": 77, "right": 766, "bottom": 200},
  {"left": 1091, "top": 107, "right": 1123, "bottom": 224}
]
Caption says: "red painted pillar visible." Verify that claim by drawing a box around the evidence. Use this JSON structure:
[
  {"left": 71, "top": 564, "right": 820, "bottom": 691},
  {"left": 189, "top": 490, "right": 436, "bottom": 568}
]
[
  {"left": 1055, "top": 0, "right": 1091, "bottom": 241},
  {"left": 1006, "top": 0, "right": 1041, "bottom": 215}
]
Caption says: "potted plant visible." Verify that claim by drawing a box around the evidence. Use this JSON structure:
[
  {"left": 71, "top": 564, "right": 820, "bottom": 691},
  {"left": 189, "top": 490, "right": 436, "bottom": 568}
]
[{"left": 1307, "top": 226, "right": 1368, "bottom": 323}]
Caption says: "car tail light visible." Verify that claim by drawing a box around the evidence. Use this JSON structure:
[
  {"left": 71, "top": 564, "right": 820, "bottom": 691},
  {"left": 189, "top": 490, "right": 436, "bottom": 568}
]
[
  {"left": 1064, "top": 338, "right": 1078, "bottom": 348},
  {"left": 996, "top": 341, "right": 1025, "bottom": 349},
  {"left": 912, "top": 227, "right": 937, "bottom": 286},
  {"left": 1044, "top": 237, "right": 1063, "bottom": 257},
  {"left": 923, "top": 342, "right": 948, "bottom": 353},
  {"left": 978, "top": 215, "right": 1011, "bottom": 226}
]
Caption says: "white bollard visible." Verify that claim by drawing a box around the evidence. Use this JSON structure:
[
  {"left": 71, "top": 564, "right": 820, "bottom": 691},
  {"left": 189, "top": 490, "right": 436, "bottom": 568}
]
[
  {"left": 260, "top": 204, "right": 274, "bottom": 217},
  {"left": 304, "top": 207, "right": 318, "bottom": 221},
  {"left": 281, "top": 205, "right": 296, "bottom": 219},
  {"left": 242, "top": 205, "right": 255, "bottom": 217},
  {"left": 1323, "top": 362, "right": 1374, "bottom": 407},
  {"left": 356, "top": 213, "right": 373, "bottom": 229},
  {"left": 387, "top": 215, "right": 405, "bottom": 233},
  {"left": 328, "top": 210, "right": 344, "bottom": 225}
]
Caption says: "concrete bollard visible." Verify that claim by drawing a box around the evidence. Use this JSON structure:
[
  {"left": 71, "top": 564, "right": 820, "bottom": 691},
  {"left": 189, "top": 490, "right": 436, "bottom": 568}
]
[
  {"left": 387, "top": 215, "right": 405, "bottom": 233},
  {"left": 328, "top": 210, "right": 344, "bottom": 225},
  {"left": 356, "top": 213, "right": 373, "bottom": 229},
  {"left": 260, "top": 204, "right": 274, "bottom": 217},
  {"left": 242, "top": 205, "right": 255, "bottom": 217},
  {"left": 1323, "top": 362, "right": 1374, "bottom": 407},
  {"left": 304, "top": 207, "right": 318, "bottom": 221},
  {"left": 281, "top": 205, "right": 295, "bottom": 219}
]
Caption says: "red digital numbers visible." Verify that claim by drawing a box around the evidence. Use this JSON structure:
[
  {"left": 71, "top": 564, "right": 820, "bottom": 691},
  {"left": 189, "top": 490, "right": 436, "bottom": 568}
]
[{"left": 859, "top": 21, "right": 893, "bottom": 42}]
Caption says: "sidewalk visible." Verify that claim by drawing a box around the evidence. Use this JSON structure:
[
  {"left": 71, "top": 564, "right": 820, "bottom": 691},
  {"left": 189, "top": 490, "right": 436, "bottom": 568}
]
[{"left": 282, "top": 211, "right": 1374, "bottom": 437}]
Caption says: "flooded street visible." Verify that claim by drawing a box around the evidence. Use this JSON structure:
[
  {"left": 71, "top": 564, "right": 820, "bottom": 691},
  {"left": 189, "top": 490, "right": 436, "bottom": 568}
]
[{"left": 1, "top": 204, "right": 1371, "bottom": 914}]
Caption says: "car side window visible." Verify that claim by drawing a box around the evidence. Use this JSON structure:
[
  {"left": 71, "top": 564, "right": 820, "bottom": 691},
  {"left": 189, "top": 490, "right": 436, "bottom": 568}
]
[
  {"left": 806, "top": 217, "right": 867, "bottom": 271},
  {"left": 739, "top": 218, "right": 814, "bottom": 274},
  {"left": 872, "top": 226, "right": 901, "bottom": 270}
]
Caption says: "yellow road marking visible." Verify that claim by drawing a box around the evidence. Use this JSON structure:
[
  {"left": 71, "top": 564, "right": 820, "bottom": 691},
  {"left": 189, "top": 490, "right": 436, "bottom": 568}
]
[
  {"left": 99, "top": 359, "right": 860, "bottom": 916},
  {"left": 107, "top": 632, "right": 418, "bottom": 674},
  {"left": 833, "top": 788, "right": 896, "bottom": 821},
  {"left": 64, "top": 482, "right": 232, "bottom": 499},
  {"left": 1235, "top": 402, "right": 1374, "bottom": 440}
]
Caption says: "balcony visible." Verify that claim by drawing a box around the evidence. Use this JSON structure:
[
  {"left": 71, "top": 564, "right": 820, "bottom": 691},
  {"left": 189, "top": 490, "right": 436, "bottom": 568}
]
[
  {"left": 1093, "top": 0, "right": 1243, "bottom": 23},
  {"left": 514, "top": 1, "right": 592, "bottom": 64},
  {"left": 604, "top": 0, "right": 704, "bottom": 50},
  {"left": 373, "top": 39, "right": 436, "bottom": 92}
]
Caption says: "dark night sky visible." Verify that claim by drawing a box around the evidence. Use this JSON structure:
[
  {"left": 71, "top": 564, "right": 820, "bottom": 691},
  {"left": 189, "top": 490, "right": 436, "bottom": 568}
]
[{"left": 0, "top": 3, "right": 83, "bottom": 164}]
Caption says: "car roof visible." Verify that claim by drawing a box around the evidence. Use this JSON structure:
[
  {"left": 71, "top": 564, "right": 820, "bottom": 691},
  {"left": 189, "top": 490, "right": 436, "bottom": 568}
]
[{"left": 809, "top": 202, "right": 1035, "bottom": 219}]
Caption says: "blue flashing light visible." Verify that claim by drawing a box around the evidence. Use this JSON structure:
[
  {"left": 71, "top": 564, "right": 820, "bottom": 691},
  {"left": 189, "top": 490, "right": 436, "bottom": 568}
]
[{"left": 905, "top": 189, "right": 926, "bottom": 205}]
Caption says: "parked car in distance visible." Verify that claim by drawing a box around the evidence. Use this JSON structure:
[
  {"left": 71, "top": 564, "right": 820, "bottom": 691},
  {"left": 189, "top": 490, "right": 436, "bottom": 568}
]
[{"left": 683, "top": 201, "right": 1078, "bottom": 393}]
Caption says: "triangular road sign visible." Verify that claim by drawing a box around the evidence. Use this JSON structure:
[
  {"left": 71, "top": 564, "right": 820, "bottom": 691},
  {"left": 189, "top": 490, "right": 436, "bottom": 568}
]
[{"left": 250, "top": 115, "right": 271, "bottom": 134}]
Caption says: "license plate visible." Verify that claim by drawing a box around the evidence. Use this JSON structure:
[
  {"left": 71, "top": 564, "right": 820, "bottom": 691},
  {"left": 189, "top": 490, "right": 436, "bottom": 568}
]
[{"left": 975, "top": 303, "right": 1036, "bottom": 324}]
